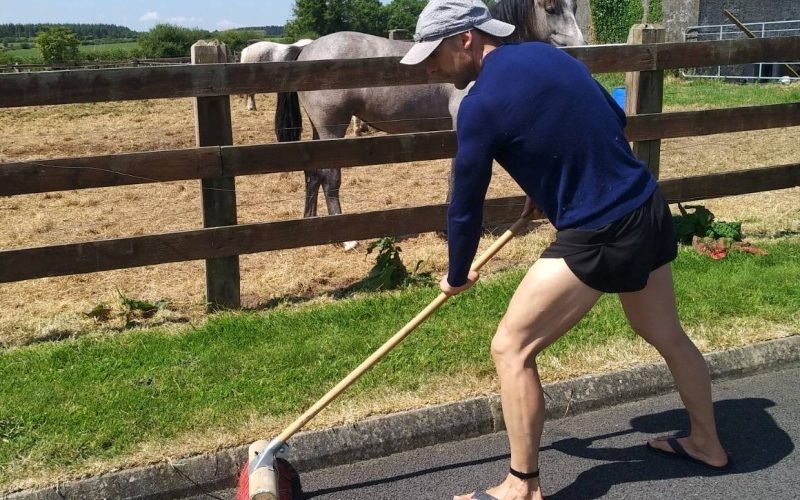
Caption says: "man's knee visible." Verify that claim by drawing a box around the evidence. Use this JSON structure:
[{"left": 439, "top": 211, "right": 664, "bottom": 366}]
[
  {"left": 636, "top": 326, "right": 693, "bottom": 358},
  {"left": 490, "top": 321, "right": 542, "bottom": 366}
]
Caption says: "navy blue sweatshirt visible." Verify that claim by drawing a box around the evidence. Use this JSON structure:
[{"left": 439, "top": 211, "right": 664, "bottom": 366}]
[{"left": 447, "top": 42, "right": 657, "bottom": 287}]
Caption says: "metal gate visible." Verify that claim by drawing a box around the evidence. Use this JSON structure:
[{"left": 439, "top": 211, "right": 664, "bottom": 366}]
[{"left": 684, "top": 19, "right": 800, "bottom": 82}]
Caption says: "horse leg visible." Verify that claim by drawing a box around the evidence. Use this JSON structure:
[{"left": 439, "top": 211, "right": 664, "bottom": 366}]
[
  {"left": 314, "top": 118, "right": 357, "bottom": 250},
  {"left": 304, "top": 172, "right": 321, "bottom": 217},
  {"left": 320, "top": 168, "right": 342, "bottom": 216},
  {"left": 303, "top": 127, "right": 323, "bottom": 218},
  {"left": 246, "top": 94, "right": 256, "bottom": 111}
]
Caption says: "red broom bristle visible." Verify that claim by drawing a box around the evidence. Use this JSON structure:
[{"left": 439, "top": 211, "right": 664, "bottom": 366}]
[{"left": 236, "top": 463, "right": 250, "bottom": 500}]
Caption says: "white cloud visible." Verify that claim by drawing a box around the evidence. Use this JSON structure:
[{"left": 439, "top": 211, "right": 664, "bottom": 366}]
[
  {"left": 139, "top": 12, "right": 159, "bottom": 22},
  {"left": 217, "top": 19, "right": 241, "bottom": 30},
  {"left": 169, "top": 16, "right": 203, "bottom": 27}
]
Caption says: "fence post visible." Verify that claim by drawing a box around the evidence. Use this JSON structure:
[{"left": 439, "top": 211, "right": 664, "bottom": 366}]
[
  {"left": 191, "top": 41, "right": 241, "bottom": 311},
  {"left": 625, "top": 24, "right": 666, "bottom": 178}
]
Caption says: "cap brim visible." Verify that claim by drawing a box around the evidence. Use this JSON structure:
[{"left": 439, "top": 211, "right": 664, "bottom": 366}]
[
  {"left": 400, "top": 39, "right": 443, "bottom": 65},
  {"left": 475, "top": 18, "right": 516, "bottom": 38}
]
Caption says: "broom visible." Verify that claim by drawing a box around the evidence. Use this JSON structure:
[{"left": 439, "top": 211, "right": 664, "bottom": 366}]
[{"left": 237, "top": 215, "right": 534, "bottom": 500}]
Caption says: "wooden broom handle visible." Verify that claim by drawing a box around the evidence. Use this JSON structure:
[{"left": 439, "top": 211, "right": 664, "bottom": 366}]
[{"left": 276, "top": 216, "right": 533, "bottom": 443}]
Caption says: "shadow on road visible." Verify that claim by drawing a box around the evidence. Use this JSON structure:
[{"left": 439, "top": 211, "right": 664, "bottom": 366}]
[
  {"left": 546, "top": 398, "right": 793, "bottom": 499},
  {"left": 303, "top": 398, "right": 793, "bottom": 499}
]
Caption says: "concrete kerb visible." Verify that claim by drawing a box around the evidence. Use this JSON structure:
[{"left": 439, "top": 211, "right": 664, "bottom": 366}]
[{"left": 5, "top": 335, "right": 798, "bottom": 500}]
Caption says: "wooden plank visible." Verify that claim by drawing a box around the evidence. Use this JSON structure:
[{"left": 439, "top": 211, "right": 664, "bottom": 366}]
[
  {"left": 566, "top": 36, "right": 799, "bottom": 72},
  {"left": 659, "top": 163, "right": 800, "bottom": 203},
  {"left": 192, "top": 41, "right": 240, "bottom": 310},
  {"left": 2, "top": 37, "right": 798, "bottom": 108},
  {"left": 0, "top": 57, "right": 444, "bottom": 108},
  {"left": 0, "top": 147, "right": 221, "bottom": 196},
  {"left": 2, "top": 103, "right": 798, "bottom": 197},
  {"left": 1, "top": 163, "right": 797, "bottom": 284},
  {"left": 626, "top": 103, "right": 800, "bottom": 142},
  {"left": 625, "top": 25, "right": 666, "bottom": 178},
  {"left": 221, "top": 131, "right": 456, "bottom": 176},
  {"left": 0, "top": 200, "right": 504, "bottom": 283}
]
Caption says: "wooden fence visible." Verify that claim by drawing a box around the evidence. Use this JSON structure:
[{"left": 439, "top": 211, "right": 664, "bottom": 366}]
[
  {"left": 0, "top": 57, "right": 191, "bottom": 73},
  {"left": 1, "top": 33, "right": 799, "bottom": 309}
]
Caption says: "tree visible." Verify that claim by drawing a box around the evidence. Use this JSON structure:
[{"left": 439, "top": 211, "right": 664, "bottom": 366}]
[
  {"left": 384, "top": 0, "right": 426, "bottom": 33},
  {"left": 138, "top": 24, "right": 211, "bottom": 58},
  {"left": 286, "top": 0, "right": 388, "bottom": 38},
  {"left": 36, "top": 26, "right": 80, "bottom": 64},
  {"left": 327, "top": 0, "right": 387, "bottom": 35},
  {"left": 285, "top": 0, "right": 327, "bottom": 39}
]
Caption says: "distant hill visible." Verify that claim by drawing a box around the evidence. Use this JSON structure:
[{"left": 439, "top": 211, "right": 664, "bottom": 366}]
[{"left": 0, "top": 23, "right": 139, "bottom": 41}]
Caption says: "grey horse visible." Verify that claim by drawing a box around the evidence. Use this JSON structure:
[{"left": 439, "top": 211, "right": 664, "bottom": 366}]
[
  {"left": 277, "top": 0, "right": 586, "bottom": 220},
  {"left": 240, "top": 39, "right": 312, "bottom": 111}
]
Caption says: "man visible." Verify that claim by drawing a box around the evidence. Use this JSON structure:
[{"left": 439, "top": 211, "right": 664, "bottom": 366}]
[{"left": 400, "top": 1, "right": 730, "bottom": 499}]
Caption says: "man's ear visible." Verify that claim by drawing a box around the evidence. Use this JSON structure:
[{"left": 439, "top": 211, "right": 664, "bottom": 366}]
[{"left": 460, "top": 30, "right": 473, "bottom": 51}]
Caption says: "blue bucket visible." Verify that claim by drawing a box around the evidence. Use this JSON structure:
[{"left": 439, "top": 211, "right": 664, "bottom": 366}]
[{"left": 612, "top": 86, "right": 626, "bottom": 113}]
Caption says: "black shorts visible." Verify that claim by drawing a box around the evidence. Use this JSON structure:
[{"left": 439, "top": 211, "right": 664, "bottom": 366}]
[{"left": 540, "top": 188, "right": 678, "bottom": 293}]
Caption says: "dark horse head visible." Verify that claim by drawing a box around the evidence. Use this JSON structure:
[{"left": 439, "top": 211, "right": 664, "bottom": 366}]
[{"left": 491, "top": 0, "right": 586, "bottom": 46}]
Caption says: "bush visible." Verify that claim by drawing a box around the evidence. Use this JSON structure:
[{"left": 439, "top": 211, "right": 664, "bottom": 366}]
[
  {"left": 82, "top": 47, "right": 145, "bottom": 62},
  {"left": 591, "top": 0, "right": 663, "bottom": 44},
  {"left": 215, "top": 29, "right": 263, "bottom": 53},
  {"left": 36, "top": 26, "right": 80, "bottom": 63},
  {"left": 138, "top": 24, "right": 211, "bottom": 58}
]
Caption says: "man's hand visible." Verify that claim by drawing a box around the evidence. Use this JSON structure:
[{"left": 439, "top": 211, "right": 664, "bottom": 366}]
[
  {"left": 440, "top": 270, "right": 480, "bottom": 296},
  {"left": 521, "top": 196, "right": 541, "bottom": 219}
]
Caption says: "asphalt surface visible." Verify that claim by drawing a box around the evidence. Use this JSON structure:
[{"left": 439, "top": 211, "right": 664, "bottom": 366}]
[{"left": 218, "top": 364, "right": 800, "bottom": 500}]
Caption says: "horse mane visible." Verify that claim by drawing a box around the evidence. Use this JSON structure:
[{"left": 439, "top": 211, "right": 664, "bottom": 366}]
[{"left": 490, "top": 0, "right": 536, "bottom": 43}]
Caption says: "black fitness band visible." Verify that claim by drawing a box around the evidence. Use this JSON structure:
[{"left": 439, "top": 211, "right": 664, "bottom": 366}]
[{"left": 509, "top": 467, "right": 540, "bottom": 480}]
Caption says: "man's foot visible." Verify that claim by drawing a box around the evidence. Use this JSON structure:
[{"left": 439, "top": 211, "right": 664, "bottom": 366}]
[
  {"left": 453, "top": 472, "right": 544, "bottom": 500},
  {"left": 646, "top": 435, "right": 729, "bottom": 470}
]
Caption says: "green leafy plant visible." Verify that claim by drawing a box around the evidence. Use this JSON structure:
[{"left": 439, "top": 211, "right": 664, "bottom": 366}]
[
  {"left": 117, "top": 289, "right": 168, "bottom": 325},
  {"left": 84, "top": 303, "right": 113, "bottom": 322},
  {"left": 343, "top": 238, "right": 434, "bottom": 294},
  {"left": 36, "top": 26, "right": 80, "bottom": 64},
  {"left": 673, "top": 204, "right": 742, "bottom": 245},
  {"left": 590, "top": 0, "right": 663, "bottom": 43}
]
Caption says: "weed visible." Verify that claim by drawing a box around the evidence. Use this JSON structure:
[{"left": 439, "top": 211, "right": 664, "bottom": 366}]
[
  {"left": 343, "top": 238, "right": 434, "bottom": 294},
  {"left": 673, "top": 204, "right": 743, "bottom": 244}
]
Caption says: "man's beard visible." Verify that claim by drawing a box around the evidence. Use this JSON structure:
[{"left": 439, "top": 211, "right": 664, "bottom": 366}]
[{"left": 453, "top": 69, "right": 474, "bottom": 90}]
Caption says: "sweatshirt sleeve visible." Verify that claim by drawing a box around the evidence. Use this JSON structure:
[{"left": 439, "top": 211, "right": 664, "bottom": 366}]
[{"left": 447, "top": 96, "right": 495, "bottom": 287}]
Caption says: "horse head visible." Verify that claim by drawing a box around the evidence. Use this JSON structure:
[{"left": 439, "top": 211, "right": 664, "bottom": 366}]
[{"left": 491, "top": 0, "right": 586, "bottom": 47}]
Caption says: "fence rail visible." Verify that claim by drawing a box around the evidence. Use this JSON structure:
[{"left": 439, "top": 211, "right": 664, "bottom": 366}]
[
  {"left": 1, "top": 37, "right": 798, "bottom": 108},
  {"left": 1, "top": 162, "right": 798, "bottom": 284},
  {"left": 2, "top": 102, "right": 798, "bottom": 197}
]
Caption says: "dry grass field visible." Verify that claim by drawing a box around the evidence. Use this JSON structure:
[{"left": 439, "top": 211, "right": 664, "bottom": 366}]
[{"left": 1, "top": 91, "right": 799, "bottom": 347}]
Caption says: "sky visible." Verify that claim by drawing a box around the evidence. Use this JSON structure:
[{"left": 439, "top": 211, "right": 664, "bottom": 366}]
[{"left": 0, "top": 0, "right": 389, "bottom": 32}]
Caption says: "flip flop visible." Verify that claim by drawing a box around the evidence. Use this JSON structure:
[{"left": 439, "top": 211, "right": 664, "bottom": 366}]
[
  {"left": 646, "top": 437, "right": 731, "bottom": 471},
  {"left": 470, "top": 492, "right": 499, "bottom": 500}
]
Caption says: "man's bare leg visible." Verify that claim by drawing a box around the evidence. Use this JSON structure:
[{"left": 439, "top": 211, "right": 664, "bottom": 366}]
[
  {"left": 619, "top": 264, "right": 728, "bottom": 467},
  {"left": 455, "top": 258, "right": 602, "bottom": 500}
]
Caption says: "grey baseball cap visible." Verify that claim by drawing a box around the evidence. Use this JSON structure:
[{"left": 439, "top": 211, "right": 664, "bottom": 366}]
[{"left": 400, "top": 0, "right": 515, "bottom": 65}]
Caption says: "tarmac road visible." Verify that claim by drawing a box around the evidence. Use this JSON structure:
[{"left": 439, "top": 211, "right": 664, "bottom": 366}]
[
  {"left": 300, "top": 364, "right": 800, "bottom": 499},
  {"left": 210, "top": 363, "right": 799, "bottom": 499}
]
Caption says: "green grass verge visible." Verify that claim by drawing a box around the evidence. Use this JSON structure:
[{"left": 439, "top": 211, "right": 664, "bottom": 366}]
[
  {"left": 595, "top": 74, "right": 800, "bottom": 108},
  {"left": 1, "top": 240, "right": 799, "bottom": 487}
]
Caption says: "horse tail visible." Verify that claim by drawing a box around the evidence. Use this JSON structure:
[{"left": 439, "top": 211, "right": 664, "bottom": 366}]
[
  {"left": 275, "top": 45, "right": 306, "bottom": 142},
  {"left": 275, "top": 91, "right": 302, "bottom": 142}
]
